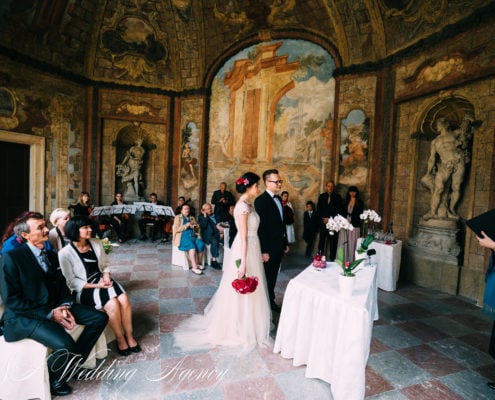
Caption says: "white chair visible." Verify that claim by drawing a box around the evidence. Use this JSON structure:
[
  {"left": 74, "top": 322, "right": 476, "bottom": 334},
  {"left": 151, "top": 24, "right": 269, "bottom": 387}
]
[
  {"left": 171, "top": 225, "right": 190, "bottom": 270},
  {"left": 172, "top": 244, "right": 190, "bottom": 270},
  {"left": 204, "top": 242, "right": 223, "bottom": 266},
  {"left": 0, "top": 302, "right": 50, "bottom": 400},
  {"left": 0, "top": 302, "right": 112, "bottom": 400}
]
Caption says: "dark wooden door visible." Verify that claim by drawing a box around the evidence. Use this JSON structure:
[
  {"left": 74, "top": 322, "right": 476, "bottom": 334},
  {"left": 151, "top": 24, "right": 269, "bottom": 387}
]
[{"left": 0, "top": 141, "right": 30, "bottom": 236}]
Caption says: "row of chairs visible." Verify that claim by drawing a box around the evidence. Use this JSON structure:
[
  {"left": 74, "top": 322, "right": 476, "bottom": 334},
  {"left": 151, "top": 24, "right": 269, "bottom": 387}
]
[{"left": 171, "top": 228, "right": 230, "bottom": 270}]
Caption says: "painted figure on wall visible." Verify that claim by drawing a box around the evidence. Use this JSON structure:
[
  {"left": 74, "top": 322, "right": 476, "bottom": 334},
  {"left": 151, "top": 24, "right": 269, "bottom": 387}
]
[
  {"left": 101, "top": 13, "right": 168, "bottom": 80},
  {"left": 182, "top": 142, "right": 197, "bottom": 179},
  {"left": 180, "top": 121, "right": 200, "bottom": 190},
  {"left": 339, "top": 110, "right": 370, "bottom": 187},
  {"left": 421, "top": 114, "right": 474, "bottom": 220}
]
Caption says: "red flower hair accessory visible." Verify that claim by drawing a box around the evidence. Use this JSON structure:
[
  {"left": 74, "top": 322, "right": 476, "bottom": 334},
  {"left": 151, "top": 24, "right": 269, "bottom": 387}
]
[{"left": 236, "top": 177, "right": 249, "bottom": 186}]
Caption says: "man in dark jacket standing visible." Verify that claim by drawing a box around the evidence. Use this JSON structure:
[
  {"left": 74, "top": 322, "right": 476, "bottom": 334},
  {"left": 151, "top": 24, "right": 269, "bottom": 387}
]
[
  {"left": 317, "top": 180, "right": 343, "bottom": 261},
  {"left": 211, "top": 182, "right": 235, "bottom": 222}
]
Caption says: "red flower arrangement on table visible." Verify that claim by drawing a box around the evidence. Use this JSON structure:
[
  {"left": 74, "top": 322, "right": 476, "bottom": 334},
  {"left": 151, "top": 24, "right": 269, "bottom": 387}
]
[
  {"left": 312, "top": 253, "right": 327, "bottom": 268},
  {"left": 231, "top": 259, "right": 258, "bottom": 294}
]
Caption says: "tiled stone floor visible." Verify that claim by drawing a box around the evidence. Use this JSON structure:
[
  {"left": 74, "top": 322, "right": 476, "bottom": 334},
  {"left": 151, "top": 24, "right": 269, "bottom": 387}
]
[{"left": 58, "top": 240, "right": 495, "bottom": 399}]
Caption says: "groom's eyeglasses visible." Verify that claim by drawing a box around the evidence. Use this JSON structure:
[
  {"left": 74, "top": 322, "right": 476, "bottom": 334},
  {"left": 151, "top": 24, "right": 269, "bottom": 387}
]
[{"left": 268, "top": 180, "right": 283, "bottom": 184}]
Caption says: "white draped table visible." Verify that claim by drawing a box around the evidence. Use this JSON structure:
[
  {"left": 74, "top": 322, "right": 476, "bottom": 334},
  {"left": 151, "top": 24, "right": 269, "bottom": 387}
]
[
  {"left": 274, "top": 263, "right": 378, "bottom": 400},
  {"left": 357, "top": 239, "right": 402, "bottom": 291}
]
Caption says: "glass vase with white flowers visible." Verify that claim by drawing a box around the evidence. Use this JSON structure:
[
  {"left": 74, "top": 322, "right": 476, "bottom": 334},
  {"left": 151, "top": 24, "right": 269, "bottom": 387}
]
[
  {"left": 360, "top": 209, "right": 381, "bottom": 237},
  {"left": 326, "top": 214, "right": 366, "bottom": 277}
]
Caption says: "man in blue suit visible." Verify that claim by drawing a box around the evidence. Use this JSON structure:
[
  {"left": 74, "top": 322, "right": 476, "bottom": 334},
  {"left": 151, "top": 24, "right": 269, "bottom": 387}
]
[
  {"left": 255, "top": 169, "right": 289, "bottom": 312},
  {"left": 0, "top": 212, "right": 108, "bottom": 396}
]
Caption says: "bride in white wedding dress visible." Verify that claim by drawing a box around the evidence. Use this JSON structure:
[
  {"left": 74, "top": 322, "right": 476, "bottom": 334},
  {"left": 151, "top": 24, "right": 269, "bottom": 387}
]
[{"left": 173, "top": 172, "right": 272, "bottom": 353}]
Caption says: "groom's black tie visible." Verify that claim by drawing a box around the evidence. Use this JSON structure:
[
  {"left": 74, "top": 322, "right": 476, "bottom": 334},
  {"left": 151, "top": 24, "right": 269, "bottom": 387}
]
[{"left": 273, "top": 194, "right": 283, "bottom": 219}]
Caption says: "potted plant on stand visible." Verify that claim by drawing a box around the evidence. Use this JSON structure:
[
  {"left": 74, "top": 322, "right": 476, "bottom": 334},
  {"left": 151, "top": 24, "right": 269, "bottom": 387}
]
[
  {"left": 327, "top": 215, "right": 367, "bottom": 296},
  {"left": 355, "top": 233, "right": 376, "bottom": 262}
]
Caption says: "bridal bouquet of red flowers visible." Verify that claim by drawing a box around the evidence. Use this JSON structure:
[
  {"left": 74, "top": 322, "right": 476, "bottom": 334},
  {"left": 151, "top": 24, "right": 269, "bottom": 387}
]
[{"left": 232, "top": 259, "right": 258, "bottom": 294}]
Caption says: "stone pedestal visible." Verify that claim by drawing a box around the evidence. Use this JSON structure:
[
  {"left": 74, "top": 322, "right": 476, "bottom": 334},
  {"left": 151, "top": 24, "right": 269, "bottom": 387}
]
[{"left": 405, "top": 218, "right": 461, "bottom": 294}]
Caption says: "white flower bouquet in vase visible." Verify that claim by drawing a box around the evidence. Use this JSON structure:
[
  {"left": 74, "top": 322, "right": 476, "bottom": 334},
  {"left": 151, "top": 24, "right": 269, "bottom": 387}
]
[
  {"left": 359, "top": 209, "right": 381, "bottom": 237},
  {"left": 326, "top": 214, "right": 367, "bottom": 296}
]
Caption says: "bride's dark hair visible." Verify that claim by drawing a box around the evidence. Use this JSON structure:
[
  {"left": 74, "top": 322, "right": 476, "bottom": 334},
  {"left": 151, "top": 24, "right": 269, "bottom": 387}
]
[{"left": 235, "top": 172, "right": 260, "bottom": 194}]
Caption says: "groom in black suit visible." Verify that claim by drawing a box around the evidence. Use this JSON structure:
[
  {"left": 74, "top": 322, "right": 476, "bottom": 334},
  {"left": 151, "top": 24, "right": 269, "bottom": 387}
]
[
  {"left": 0, "top": 212, "right": 108, "bottom": 396},
  {"left": 255, "top": 169, "right": 289, "bottom": 312}
]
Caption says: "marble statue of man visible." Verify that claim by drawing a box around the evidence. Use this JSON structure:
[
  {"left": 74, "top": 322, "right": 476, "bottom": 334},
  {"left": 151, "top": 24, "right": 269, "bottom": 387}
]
[
  {"left": 422, "top": 114, "right": 474, "bottom": 220},
  {"left": 117, "top": 137, "right": 145, "bottom": 198}
]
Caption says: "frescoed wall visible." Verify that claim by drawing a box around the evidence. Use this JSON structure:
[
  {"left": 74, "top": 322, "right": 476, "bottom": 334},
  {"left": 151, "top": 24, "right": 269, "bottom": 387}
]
[
  {"left": 339, "top": 109, "right": 370, "bottom": 188},
  {"left": 177, "top": 97, "right": 204, "bottom": 210},
  {"left": 208, "top": 39, "right": 336, "bottom": 248}
]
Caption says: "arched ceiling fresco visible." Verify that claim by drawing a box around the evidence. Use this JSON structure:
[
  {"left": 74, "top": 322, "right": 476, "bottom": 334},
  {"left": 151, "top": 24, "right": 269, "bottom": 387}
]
[{"left": 0, "top": 0, "right": 491, "bottom": 90}]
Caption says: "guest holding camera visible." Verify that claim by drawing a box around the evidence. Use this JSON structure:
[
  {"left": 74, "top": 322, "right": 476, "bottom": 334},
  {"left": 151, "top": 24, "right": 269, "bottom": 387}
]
[{"left": 173, "top": 204, "right": 205, "bottom": 275}]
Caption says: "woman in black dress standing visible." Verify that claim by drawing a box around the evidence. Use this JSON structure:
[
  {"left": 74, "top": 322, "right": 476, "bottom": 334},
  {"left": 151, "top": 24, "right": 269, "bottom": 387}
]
[
  {"left": 59, "top": 216, "right": 141, "bottom": 356},
  {"left": 337, "top": 186, "right": 364, "bottom": 262}
]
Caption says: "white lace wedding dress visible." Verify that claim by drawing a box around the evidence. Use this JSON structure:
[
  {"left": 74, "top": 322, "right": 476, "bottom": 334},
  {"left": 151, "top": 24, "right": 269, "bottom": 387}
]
[{"left": 173, "top": 200, "right": 272, "bottom": 353}]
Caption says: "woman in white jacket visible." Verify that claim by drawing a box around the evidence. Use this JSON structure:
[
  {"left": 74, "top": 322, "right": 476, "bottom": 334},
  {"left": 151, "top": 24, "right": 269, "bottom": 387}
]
[{"left": 59, "top": 215, "right": 140, "bottom": 357}]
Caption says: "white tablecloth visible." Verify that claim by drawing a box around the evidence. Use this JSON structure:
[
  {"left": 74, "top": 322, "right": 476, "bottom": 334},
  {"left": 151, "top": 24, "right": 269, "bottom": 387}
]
[
  {"left": 358, "top": 239, "right": 402, "bottom": 291},
  {"left": 274, "top": 263, "right": 378, "bottom": 400}
]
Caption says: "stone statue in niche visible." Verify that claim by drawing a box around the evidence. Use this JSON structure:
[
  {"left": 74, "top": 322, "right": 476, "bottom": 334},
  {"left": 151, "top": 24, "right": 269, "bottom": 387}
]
[
  {"left": 421, "top": 114, "right": 474, "bottom": 220},
  {"left": 116, "top": 137, "right": 145, "bottom": 199}
]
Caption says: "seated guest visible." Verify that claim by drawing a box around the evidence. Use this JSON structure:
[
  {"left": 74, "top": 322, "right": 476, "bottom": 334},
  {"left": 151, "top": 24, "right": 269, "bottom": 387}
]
[
  {"left": 0, "top": 212, "right": 108, "bottom": 396},
  {"left": 175, "top": 196, "right": 186, "bottom": 215},
  {"left": 49, "top": 208, "right": 71, "bottom": 251},
  {"left": 173, "top": 204, "right": 204, "bottom": 275},
  {"left": 221, "top": 204, "right": 237, "bottom": 248},
  {"left": 198, "top": 203, "right": 222, "bottom": 270},
  {"left": 138, "top": 192, "right": 166, "bottom": 241},
  {"left": 1, "top": 212, "right": 30, "bottom": 254},
  {"left": 110, "top": 192, "right": 128, "bottom": 243},
  {"left": 69, "top": 191, "right": 102, "bottom": 237},
  {"left": 58, "top": 216, "right": 141, "bottom": 357},
  {"left": 1, "top": 211, "right": 55, "bottom": 254},
  {"left": 69, "top": 191, "right": 93, "bottom": 217},
  {"left": 185, "top": 197, "right": 196, "bottom": 217}
]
